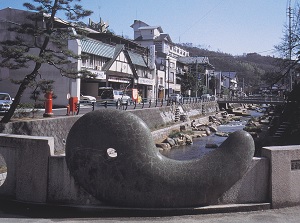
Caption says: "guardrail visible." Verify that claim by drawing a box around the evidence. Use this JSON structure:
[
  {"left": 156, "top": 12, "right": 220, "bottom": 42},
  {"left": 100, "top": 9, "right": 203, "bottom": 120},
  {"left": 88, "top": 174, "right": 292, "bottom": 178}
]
[
  {"left": 217, "top": 96, "right": 285, "bottom": 104},
  {"left": 77, "top": 97, "right": 215, "bottom": 114},
  {"left": 75, "top": 96, "right": 286, "bottom": 115}
]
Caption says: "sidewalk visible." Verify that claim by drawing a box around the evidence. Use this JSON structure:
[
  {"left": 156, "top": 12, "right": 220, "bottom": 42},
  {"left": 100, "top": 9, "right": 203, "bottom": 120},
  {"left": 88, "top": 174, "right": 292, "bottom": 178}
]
[{"left": 0, "top": 201, "right": 299, "bottom": 222}]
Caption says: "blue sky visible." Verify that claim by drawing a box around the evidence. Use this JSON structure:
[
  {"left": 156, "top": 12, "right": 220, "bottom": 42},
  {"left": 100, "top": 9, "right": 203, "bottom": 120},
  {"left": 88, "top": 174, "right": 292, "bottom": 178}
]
[{"left": 0, "top": 0, "right": 293, "bottom": 56}]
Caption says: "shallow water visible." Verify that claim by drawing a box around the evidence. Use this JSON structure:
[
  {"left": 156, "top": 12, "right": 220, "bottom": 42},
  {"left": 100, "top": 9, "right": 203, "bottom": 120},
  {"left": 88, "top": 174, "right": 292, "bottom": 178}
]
[{"left": 160, "top": 111, "right": 262, "bottom": 161}]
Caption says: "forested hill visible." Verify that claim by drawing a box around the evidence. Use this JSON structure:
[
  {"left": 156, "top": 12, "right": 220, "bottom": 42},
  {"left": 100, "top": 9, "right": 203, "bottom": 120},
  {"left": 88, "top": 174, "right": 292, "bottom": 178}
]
[{"left": 178, "top": 44, "right": 283, "bottom": 89}]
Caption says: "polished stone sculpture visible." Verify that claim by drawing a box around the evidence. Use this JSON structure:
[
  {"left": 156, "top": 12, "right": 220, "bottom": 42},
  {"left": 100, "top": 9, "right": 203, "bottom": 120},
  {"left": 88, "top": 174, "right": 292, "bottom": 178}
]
[{"left": 66, "top": 109, "right": 254, "bottom": 208}]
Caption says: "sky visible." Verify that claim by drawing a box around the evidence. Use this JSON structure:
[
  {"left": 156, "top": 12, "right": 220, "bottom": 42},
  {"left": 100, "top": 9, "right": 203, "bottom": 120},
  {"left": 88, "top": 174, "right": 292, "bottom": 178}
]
[{"left": 0, "top": 0, "right": 294, "bottom": 56}]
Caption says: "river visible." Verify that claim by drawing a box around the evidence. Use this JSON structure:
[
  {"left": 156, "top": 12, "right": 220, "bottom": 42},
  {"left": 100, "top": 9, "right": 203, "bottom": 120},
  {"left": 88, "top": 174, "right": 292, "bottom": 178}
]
[{"left": 160, "top": 110, "right": 263, "bottom": 161}]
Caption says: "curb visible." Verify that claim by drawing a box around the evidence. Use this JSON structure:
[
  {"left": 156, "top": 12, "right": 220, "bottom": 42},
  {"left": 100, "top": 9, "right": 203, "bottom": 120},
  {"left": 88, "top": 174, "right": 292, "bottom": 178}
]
[{"left": 0, "top": 200, "right": 271, "bottom": 218}]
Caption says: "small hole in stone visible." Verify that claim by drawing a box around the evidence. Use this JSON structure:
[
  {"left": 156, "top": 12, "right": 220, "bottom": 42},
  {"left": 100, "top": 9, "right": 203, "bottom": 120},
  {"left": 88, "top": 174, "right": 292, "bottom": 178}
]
[
  {"left": 62, "top": 139, "right": 66, "bottom": 145},
  {"left": 107, "top": 148, "right": 117, "bottom": 158},
  {"left": 0, "top": 154, "right": 7, "bottom": 187}
]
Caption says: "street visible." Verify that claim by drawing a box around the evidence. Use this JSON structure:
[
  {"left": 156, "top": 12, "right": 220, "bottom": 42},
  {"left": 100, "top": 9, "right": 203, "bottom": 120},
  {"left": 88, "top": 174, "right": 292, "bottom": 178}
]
[{"left": 35, "top": 102, "right": 169, "bottom": 117}]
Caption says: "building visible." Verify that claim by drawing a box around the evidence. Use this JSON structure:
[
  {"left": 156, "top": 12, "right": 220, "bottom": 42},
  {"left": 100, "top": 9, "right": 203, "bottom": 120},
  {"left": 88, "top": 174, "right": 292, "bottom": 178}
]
[
  {"left": 77, "top": 32, "right": 154, "bottom": 100},
  {"left": 131, "top": 20, "right": 189, "bottom": 99},
  {"left": 0, "top": 8, "right": 153, "bottom": 106},
  {"left": 220, "top": 72, "right": 238, "bottom": 98}
]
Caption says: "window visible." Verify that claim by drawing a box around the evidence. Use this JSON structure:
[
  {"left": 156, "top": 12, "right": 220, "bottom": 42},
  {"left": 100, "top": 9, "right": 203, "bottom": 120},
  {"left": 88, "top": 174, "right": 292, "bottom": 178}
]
[
  {"left": 169, "top": 72, "right": 174, "bottom": 83},
  {"left": 89, "top": 55, "right": 94, "bottom": 68},
  {"left": 82, "top": 58, "right": 87, "bottom": 67}
]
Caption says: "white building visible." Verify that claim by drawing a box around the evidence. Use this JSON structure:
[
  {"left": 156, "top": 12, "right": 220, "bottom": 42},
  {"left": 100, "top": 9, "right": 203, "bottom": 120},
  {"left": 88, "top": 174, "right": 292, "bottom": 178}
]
[
  {"left": 220, "top": 72, "right": 238, "bottom": 97},
  {"left": 131, "top": 20, "right": 189, "bottom": 99}
]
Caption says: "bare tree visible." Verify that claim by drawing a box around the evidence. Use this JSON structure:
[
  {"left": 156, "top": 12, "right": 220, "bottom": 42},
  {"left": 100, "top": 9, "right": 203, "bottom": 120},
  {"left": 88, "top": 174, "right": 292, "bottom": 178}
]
[
  {"left": 275, "top": 1, "right": 300, "bottom": 88},
  {"left": 0, "top": 0, "right": 93, "bottom": 123}
]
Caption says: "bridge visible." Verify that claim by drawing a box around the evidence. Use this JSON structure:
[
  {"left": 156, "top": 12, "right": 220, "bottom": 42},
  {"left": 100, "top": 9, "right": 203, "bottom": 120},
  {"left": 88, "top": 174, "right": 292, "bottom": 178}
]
[{"left": 217, "top": 96, "right": 286, "bottom": 105}]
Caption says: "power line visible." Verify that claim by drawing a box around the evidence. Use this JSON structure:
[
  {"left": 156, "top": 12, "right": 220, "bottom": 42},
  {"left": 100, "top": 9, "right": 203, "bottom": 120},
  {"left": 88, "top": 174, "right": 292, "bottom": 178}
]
[{"left": 178, "top": 0, "right": 223, "bottom": 42}]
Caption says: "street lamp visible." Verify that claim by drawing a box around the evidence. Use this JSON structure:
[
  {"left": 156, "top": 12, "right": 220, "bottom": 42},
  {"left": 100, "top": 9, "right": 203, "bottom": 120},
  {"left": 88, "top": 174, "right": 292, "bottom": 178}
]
[
  {"left": 156, "top": 61, "right": 165, "bottom": 99},
  {"left": 161, "top": 58, "right": 170, "bottom": 100}
]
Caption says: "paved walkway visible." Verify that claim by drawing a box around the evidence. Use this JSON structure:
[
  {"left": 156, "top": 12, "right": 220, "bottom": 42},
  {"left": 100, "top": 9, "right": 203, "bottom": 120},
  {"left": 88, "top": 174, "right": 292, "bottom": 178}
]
[{"left": 0, "top": 203, "right": 300, "bottom": 223}]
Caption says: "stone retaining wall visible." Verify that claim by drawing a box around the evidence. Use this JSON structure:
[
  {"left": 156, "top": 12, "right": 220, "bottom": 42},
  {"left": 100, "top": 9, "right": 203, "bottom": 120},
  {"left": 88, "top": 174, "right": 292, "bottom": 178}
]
[
  {"left": 151, "top": 116, "right": 210, "bottom": 143},
  {"left": 0, "top": 102, "right": 219, "bottom": 153},
  {"left": 0, "top": 116, "right": 80, "bottom": 154}
]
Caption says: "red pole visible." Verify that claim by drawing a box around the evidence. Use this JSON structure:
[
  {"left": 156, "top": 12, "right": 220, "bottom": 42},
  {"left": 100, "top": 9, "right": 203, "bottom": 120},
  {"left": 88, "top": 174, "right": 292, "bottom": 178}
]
[{"left": 43, "top": 91, "right": 53, "bottom": 117}]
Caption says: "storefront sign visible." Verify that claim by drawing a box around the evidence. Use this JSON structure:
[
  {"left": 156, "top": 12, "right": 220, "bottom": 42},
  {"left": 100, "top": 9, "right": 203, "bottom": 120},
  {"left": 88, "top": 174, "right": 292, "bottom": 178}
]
[
  {"left": 138, "top": 77, "right": 154, "bottom": 85},
  {"left": 108, "top": 77, "right": 130, "bottom": 83},
  {"left": 88, "top": 69, "right": 106, "bottom": 79}
]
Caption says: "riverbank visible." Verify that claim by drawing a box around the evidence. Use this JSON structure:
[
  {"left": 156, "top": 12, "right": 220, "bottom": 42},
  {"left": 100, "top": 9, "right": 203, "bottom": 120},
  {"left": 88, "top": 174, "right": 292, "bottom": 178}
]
[{"left": 157, "top": 105, "right": 271, "bottom": 158}]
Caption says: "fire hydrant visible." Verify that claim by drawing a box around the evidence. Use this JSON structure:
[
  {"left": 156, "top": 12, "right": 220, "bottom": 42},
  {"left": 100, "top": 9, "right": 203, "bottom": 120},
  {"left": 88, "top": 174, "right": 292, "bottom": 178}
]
[{"left": 43, "top": 91, "right": 53, "bottom": 117}]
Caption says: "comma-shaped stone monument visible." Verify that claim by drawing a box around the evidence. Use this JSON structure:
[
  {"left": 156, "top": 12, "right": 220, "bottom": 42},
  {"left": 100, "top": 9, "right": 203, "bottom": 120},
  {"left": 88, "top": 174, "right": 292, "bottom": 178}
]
[{"left": 66, "top": 109, "right": 254, "bottom": 208}]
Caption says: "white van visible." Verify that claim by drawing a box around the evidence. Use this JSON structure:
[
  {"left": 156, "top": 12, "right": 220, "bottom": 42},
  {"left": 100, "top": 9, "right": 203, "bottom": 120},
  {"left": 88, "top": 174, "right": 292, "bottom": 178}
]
[{"left": 99, "top": 87, "right": 131, "bottom": 104}]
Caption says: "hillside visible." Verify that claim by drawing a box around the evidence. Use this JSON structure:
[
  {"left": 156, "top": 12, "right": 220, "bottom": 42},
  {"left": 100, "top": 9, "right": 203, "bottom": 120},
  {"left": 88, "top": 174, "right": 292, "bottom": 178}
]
[{"left": 178, "top": 45, "right": 283, "bottom": 91}]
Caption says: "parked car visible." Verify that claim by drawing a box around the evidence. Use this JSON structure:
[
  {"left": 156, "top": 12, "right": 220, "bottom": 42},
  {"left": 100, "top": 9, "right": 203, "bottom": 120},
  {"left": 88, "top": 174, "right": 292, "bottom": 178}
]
[
  {"left": 0, "top": 92, "right": 13, "bottom": 113},
  {"left": 169, "top": 93, "right": 182, "bottom": 103},
  {"left": 99, "top": 87, "right": 131, "bottom": 105},
  {"left": 113, "top": 90, "right": 131, "bottom": 104},
  {"left": 201, "top": 94, "right": 212, "bottom": 101},
  {"left": 80, "top": 94, "right": 96, "bottom": 104}
]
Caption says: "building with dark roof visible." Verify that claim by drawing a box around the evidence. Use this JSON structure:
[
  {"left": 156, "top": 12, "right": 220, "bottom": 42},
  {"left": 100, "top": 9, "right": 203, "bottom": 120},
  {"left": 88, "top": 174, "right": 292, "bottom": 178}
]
[{"left": 0, "top": 8, "right": 154, "bottom": 105}]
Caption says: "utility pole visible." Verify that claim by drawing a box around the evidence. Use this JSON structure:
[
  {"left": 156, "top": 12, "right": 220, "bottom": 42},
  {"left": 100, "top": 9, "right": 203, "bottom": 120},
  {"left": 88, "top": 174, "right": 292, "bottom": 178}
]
[
  {"left": 288, "top": 0, "right": 293, "bottom": 91},
  {"left": 196, "top": 59, "right": 198, "bottom": 97}
]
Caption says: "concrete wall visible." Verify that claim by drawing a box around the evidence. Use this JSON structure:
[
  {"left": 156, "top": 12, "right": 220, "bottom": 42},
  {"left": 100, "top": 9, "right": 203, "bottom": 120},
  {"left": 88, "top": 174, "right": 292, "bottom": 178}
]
[
  {"left": 2, "top": 124, "right": 300, "bottom": 209},
  {"left": 0, "top": 134, "right": 53, "bottom": 203},
  {"left": 219, "top": 157, "right": 269, "bottom": 204},
  {"left": 0, "top": 132, "right": 271, "bottom": 207},
  {"left": 261, "top": 145, "right": 300, "bottom": 208}
]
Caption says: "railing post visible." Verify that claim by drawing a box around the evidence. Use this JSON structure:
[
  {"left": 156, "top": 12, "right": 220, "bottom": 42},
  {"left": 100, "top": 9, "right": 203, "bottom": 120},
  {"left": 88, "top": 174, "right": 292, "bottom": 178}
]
[
  {"left": 124, "top": 101, "right": 128, "bottom": 110},
  {"left": 115, "top": 100, "right": 118, "bottom": 109},
  {"left": 76, "top": 103, "right": 80, "bottom": 115}
]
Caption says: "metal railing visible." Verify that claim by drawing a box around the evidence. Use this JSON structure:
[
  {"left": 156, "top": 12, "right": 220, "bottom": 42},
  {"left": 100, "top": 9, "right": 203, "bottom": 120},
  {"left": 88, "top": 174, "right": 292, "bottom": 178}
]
[
  {"left": 75, "top": 95, "right": 285, "bottom": 115},
  {"left": 217, "top": 95, "right": 285, "bottom": 104},
  {"left": 76, "top": 97, "right": 216, "bottom": 114}
]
